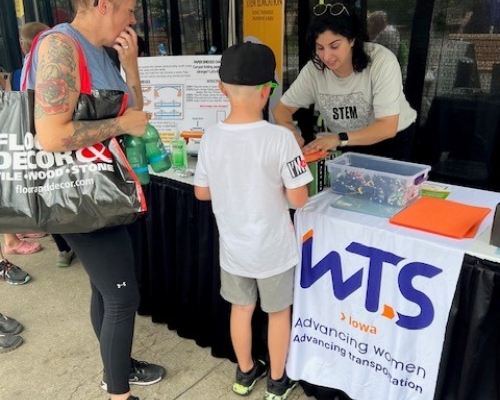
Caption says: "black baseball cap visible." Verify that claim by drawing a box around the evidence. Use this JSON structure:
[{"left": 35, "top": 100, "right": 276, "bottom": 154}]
[{"left": 219, "top": 42, "right": 276, "bottom": 86}]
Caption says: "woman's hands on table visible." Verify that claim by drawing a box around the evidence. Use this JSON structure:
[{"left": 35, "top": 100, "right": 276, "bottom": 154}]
[{"left": 302, "top": 133, "right": 340, "bottom": 154}]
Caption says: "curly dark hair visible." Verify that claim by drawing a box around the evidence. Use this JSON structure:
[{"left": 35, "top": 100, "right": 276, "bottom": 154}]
[{"left": 306, "top": 5, "right": 370, "bottom": 73}]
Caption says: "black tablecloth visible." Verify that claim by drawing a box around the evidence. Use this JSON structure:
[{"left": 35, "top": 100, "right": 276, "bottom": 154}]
[
  {"left": 132, "top": 175, "right": 500, "bottom": 400},
  {"left": 130, "top": 175, "right": 267, "bottom": 363},
  {"left": 434, "top": 254, "right": 500, "bottom": 400}
]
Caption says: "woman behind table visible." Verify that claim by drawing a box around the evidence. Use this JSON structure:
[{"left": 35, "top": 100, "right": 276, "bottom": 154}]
[
  {"left": 273, "top": 2, "right": 417, "bottom": 161},
  {"left": 22, "top": 1, "right": 165, "bottom": 399}
]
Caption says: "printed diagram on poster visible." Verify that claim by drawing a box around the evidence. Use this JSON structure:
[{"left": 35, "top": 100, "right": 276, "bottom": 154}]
[
  {"left": 143, "top": 85, "right": 183, "bottom": 119},
  {"left": 136, "top": 55, "right": 230, "bottom": 143}
]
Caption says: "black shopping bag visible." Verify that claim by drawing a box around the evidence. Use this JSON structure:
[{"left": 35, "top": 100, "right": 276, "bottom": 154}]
[{"left": 0, "top": 33, "right": 146, "bottom": 234}]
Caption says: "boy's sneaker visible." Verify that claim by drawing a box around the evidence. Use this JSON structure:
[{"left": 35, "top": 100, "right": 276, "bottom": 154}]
[
  {"left": 0, "top": 334, "right": 23, "bottom": 353},
  {"left": 57, "top": 250, "right": 75, "bottom": 268},
  {"left": 0, "top": 313, "right": 23, "bottom": 335},
  {"left": 0, "top": 260, "right": 31, "bottom": 285},
  {"left": 232, "top": 359, "right": 268, "bottom": 396},
  {"left": 101, "top": 359, "right": 166, "bottom": 390},
  {"left": 264, "top": 374, "right": 298, "bottom": 400}
]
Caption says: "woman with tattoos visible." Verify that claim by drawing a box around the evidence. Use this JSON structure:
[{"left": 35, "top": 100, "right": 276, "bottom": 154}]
[{"left": 21, "top": 1, "right": 165, "bottom": 400}]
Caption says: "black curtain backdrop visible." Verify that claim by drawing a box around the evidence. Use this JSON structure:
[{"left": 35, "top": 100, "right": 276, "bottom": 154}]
[
  {"left": 168, "top": 0, "right": 182, "bottom": 55},
  {"left": 434, "top": 254, "right": 500, "bottom": 400},
  {"left": 405, "top": 0, "right": 436, "bottom": 118}
]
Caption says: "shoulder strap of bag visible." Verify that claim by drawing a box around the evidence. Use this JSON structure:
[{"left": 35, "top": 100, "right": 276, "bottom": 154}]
[{"left": 22, "top": 29, "right": 91, "bottom": 94}]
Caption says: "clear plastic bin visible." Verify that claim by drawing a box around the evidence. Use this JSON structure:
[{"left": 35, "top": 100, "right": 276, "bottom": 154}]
[{"left": 326, "top": 152, "right": 431, "bottom": 206}]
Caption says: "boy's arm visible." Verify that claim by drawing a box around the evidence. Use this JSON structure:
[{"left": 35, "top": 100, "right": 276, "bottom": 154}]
[
  {"left": 286, "top": 185, "right": 309, "bottom": 209},
  {"left": 195, "top": 186, "right": 211, "bottom": 201}
]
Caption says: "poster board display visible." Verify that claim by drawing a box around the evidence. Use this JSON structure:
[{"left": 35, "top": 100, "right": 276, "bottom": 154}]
[{"left": 137, "top": 55, "right": 229, "bottom": 143}]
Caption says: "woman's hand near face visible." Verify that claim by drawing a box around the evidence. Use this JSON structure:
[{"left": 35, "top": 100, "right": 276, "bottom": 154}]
[
  {"left": 114, "top": 26, "right": 139, "bottom": 70},
  {"left": 114, "top": 27, "right": 144, "bottom": 110}
]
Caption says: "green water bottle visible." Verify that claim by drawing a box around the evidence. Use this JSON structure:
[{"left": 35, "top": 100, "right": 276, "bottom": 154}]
[
  {"left": 171, "top": 126, "right": 188, "bottom": 173},
  {"left": 142, "top": 123, "right": 171, "bottom": 173},
  {"left": 125, "top": 135, "right": 150, "bottom": 185}
]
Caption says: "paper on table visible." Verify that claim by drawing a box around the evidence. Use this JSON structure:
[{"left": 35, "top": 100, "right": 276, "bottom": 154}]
[
  {"left": 389, "top": 196, "right": 491, "bottom": 239},
  {"left": 331, "top": 196, "right": 405, "bottom": 218}
]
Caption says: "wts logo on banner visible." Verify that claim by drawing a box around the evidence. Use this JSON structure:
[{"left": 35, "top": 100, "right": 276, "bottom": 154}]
[
  {"left": 300, "top": 230, "right": 442, "bottom": 330},
  {"left": 287, "top": 211, "right": 464, "bottom": 400}
]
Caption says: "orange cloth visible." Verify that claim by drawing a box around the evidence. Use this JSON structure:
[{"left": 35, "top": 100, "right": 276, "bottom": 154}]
[
  {"left": 389, "top": 196, "right": 491, "bottom": 239},
  {"left": 304, "top": 150, "right": 329, "bottom": 163}
]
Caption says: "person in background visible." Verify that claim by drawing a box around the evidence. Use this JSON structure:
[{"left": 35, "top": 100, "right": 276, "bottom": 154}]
[
  {"left": 12, "top": 21, "right": 50, "bottom": 91},
  {"left": 0, "top": 244, "right": 31, "bottom": 285},
  {"left": 273, "top": 2, "right": 417, "bottom": 161},
  {"left": 367, "top": 10, "right": 401, "bottom": 56},
  {"left": 54, "top": 6, "right": 71, "bottom": 24},
  {"left": 1, "top": 61, "right": 45, "bottom": 257},
  {"left": 0, "top": 311, "right": 23, "bottom": 353},
  {"left": 22, "top": 1, "right": 166, "bottom": 399},
  {"left": 194, "top": 42, "right": 313, "bottom": 400},
  {"left": 3, "top": 233, "right": 43, "bottom": 255},
  {"left": 0, "top": 244, "right": 26, "bottom": 349},
  {"left": 52, "top": 234, "right": 75, "bottom": 268}
]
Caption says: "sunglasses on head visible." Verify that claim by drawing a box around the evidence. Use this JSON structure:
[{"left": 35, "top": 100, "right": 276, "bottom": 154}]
[
  {"left": 255, "top": 81, "right": 278, "bottom": 97},
  {"left": 313, "top": 2, "right": 350, "bottom": 17}
]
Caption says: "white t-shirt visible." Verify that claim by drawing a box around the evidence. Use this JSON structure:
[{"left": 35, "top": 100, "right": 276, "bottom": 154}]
[
  {"left": 281, "top": 43, "right": 416, "bottom": 134},
  {"left": 194, "top": 120, "right": 313, "bottom": 279}
]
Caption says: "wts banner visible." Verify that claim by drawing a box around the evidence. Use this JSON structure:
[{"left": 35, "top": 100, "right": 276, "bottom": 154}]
[{"left": 288, "top": 209, "right": 465, "bottom": 400}]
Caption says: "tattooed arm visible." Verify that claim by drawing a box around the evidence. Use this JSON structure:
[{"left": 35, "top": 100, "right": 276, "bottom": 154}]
[{"left": 34, "top": 33, "right": 149, "bottom": 152}]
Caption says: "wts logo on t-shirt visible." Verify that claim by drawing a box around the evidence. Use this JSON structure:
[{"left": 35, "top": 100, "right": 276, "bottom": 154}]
[{"left": 287, "top": 156, "right": 308, "bottom": 178}]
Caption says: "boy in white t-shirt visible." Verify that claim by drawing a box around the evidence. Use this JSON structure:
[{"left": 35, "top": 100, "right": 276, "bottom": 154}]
[{"left": 194, "top": 42, "right": 313, "bottom": 400}]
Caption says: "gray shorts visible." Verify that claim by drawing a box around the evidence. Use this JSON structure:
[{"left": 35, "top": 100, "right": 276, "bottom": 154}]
[{"left": 220, "top": 267, "right": 295, "bottom": 313}]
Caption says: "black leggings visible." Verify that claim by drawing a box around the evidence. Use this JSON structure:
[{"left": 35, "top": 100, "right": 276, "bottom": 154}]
[
  {"left": 62, "top": 226, "right": 140, "bottom": 395},
  {"left": 51, "top": 234, "right": 71, "bottom": 252}
]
